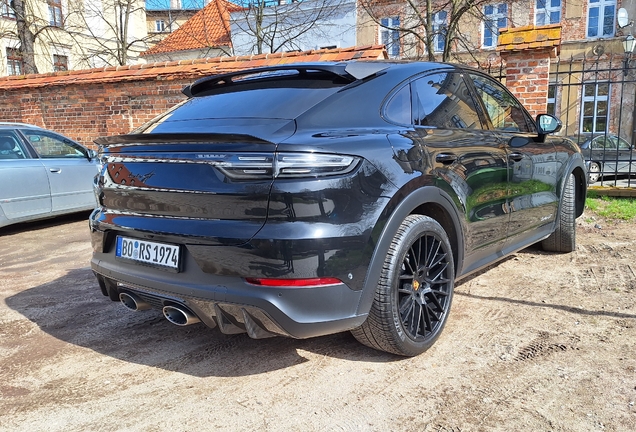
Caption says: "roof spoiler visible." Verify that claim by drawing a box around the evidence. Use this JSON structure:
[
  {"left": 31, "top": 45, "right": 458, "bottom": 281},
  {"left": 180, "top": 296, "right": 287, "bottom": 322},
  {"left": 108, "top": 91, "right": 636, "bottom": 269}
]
[{"left": 182, "top": 61, "right": 389, "bottom": 97}]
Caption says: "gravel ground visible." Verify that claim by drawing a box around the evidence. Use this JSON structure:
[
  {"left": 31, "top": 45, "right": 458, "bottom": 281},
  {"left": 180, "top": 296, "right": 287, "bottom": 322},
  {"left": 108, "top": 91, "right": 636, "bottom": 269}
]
[{"left": 1, "top": 211, "right": 635, "bottom": 431}]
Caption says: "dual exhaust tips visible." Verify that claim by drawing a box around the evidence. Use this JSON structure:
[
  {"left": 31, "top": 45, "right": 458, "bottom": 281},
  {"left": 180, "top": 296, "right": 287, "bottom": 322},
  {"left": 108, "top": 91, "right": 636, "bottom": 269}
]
[{"left": 119, "top": 292, "right": 200, "bottom": 326}]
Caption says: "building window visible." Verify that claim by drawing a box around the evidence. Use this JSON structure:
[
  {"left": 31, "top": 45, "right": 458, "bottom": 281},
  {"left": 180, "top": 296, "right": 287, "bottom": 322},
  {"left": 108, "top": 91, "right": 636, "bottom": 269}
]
[
  {"left": 155, "top": 20, "right": 166, "bottom": 32},
  {"left": 547, "top": 83, "right": 558, "bottom": 116},
  {"left": 53, "top": 54, "right": 68, "bottom": 71},
  {"left": 536, "top": 0, "right": 561, "bottom": 25},
  {"left": 483, "top": 4, "right": 508, "bottom": 48},
  {"left": 380, "top": 17, "right": 400, "bottom": 59},
  {"left": 6, "top": 48, "right": 23, "bottom": 76},
  {"left": 48, "top": 0, "right": 63, "bottom": 27},
  {"left": 433, "top": 11, "right": 448, "bottom": 53},
  {"left": 587, "top": 0, "right": 616, "bottom": 38},
  {"left": 581, "top": 83, "right": 609, "bottom": 133},
  {"left": 1, "top": 0, "right": 15, "bottom": 18}
]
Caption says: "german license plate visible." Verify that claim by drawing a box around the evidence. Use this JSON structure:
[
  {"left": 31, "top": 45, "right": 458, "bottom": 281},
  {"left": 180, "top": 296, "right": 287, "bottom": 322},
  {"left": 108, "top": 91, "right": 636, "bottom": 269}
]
[{"left": 115, "top": 236, "right": 180, "bottom": 270}]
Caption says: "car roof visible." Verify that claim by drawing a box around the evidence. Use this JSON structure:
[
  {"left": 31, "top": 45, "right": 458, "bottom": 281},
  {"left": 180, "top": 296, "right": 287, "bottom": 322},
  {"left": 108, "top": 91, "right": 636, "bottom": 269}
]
[
  {"left": 184, "top": 60, "right": 462, "bottom": 97},
  {"left": 0, "top": 122, "right": 44, "bottom": 130}
]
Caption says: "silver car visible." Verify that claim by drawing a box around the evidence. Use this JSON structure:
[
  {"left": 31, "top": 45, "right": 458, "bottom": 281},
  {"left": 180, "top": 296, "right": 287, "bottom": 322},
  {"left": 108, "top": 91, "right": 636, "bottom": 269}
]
[{"left": 0, "top": 123, "right": 99, "bottom": 228}]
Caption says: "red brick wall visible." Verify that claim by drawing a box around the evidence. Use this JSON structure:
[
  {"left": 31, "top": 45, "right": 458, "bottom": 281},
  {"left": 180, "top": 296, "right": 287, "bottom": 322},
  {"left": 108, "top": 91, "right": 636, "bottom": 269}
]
[
  {"left": 501, "top": 49, "right": 552, "bottom": 118},
  {"left": 0, "top": 80, "right": 189, "bottom": 149}
]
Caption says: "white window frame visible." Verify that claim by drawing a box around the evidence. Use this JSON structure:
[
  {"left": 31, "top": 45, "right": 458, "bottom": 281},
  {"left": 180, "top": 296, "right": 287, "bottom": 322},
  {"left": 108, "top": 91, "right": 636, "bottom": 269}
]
[
  {"left": 580, "top": 82, "right": 610, "bottom": 134},
  {"left": 535, "top": 0, "right": 561, "bottom": 25},
  {"left": 587, "top": 0, "right": 616, "bottom": 39},
  {"left": 155, "top": 20, "right": 166, "bottom": 32},
  {"left": 380, "top": 16, "right": 400, "bottom": 59},
  {"left": 482, "top": 4, "right": 508, "bottom": 49},
  {"left": 433, "top": 11, "right": 447, "bottom": 53}
]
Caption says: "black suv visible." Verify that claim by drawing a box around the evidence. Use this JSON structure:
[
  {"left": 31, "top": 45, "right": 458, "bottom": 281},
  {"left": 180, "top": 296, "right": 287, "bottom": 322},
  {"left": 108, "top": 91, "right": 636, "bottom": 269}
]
[{"left": 90, "top": 61, "right": 587, "bottom": 356}]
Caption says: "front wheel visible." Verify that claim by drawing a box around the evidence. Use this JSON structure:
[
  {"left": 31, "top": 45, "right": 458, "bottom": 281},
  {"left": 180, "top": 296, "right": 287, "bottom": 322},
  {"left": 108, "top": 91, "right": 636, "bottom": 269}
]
[{"left": 352, "top": 215, "right": 455, "bottom": 357}]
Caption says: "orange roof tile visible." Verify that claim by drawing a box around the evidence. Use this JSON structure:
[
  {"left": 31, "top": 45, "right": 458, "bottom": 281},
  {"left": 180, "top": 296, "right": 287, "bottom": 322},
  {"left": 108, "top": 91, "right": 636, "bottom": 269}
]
[
  {"left": 141, "top": 0, "right": 243, "bottom": 56},
  {"left": 497, "top": 24, "right": 562, "bottom": 54},
  {"left": 0, "top": 46, "right": 389, "bottom": 90}
]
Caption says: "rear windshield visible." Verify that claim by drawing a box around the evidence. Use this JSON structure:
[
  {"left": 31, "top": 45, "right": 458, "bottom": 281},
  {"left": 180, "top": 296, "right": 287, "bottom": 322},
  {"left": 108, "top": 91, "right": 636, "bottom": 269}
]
[
  {"left": 135, "top": 73, "right": 348, "bottom": 134},
  {"left": 172, "top": 86, "right": 341, "bottom": 120}
]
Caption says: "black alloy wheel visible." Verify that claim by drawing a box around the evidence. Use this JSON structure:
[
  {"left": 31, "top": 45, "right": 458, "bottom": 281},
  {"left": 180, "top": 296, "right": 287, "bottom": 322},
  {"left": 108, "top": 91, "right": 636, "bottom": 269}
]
[{"left": 352, "top": 215, "right": 455, "bottom": 356}]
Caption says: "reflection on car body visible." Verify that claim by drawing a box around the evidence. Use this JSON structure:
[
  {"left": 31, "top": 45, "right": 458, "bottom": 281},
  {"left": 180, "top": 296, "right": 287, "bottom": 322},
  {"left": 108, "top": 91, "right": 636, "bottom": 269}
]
[
  {"left": 0, "top": 123, "right": 99, "bottom": 229},
  {"left": 89, "top": 61, "right": 587, "bottom": 356}
]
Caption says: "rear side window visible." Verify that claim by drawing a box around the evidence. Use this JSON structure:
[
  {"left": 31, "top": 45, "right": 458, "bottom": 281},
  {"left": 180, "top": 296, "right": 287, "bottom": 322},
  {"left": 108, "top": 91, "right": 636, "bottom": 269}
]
[
  {"left": 412, "top": 72, "right": 482, "bottom": 129},
  {"left": 0, "top": 131, "right": 28, "bottom": 159},
  {"left": 384, "top": 84, "right": 412, "bottom": 125}
]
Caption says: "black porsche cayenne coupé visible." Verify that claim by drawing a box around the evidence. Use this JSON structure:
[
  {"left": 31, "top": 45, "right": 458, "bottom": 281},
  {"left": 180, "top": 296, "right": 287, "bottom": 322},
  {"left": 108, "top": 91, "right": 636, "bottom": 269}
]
[{"left": 89, "top": 61, "right": 587, "bottom": 356}]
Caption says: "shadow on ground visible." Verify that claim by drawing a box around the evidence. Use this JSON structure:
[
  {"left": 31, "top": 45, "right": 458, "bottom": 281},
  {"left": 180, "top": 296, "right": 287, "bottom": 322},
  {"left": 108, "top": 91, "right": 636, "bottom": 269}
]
[{"left": 5, "top": 268, "right": 400, "bottom": 378}]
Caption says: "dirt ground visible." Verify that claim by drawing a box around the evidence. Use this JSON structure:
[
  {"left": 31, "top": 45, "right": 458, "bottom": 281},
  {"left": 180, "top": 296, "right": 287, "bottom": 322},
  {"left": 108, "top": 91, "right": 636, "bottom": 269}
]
[{"left": 1, "top": 210, "right": 635, "bottom": 432}]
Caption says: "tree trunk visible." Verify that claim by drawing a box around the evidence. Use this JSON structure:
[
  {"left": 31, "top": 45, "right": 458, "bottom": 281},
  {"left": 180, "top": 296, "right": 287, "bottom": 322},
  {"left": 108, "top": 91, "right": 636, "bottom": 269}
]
[{"left": 12, "top": 0, "right": 38, "bottom": 74}]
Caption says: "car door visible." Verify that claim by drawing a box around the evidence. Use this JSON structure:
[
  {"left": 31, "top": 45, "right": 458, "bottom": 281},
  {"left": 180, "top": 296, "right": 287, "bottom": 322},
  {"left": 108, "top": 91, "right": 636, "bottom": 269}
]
[
  {"left": 19, "top": 129, "right": 97, "bottom": 213},
  {"left": 408, "top": 71, "right": 511, "bottom": 268},
  {"left": 468, "top": 73, "right": 559, "bottom": 252},
  {"left": 611, "top": 135, "right": 635, "bottom": 175},
  {"left": 0, "top": 130, "right": 52, "bottom": 224}
]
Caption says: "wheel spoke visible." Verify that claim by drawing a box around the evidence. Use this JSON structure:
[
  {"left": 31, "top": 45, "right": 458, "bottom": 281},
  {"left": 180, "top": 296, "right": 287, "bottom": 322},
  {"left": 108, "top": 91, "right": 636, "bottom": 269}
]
[
  {"left": 399, "top": 297, "right": 414, "bottom": 317},
  {"left": 409, "top": 302, "right": 421, "bottom": 337},
  {"left": 404, "top": 250, "right": 417, "bottom": 275},
  {"left": 426, "top": 240, "right": 442, "bottom": 268},
  {"left": 422, "top": 302, "right": 432, "bottom": 334},
  {"left": 425, "top": 302, "right": 442, "bottom": 322},
  {"left": 429, "top": 262, "right": 449, "bottom": 283}
]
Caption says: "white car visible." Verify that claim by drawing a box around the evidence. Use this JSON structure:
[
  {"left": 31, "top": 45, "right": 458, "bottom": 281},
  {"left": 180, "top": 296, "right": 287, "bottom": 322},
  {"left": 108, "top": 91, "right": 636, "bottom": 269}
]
[{"left": 0, "top": 123, "right": 99, "bottom": 228}]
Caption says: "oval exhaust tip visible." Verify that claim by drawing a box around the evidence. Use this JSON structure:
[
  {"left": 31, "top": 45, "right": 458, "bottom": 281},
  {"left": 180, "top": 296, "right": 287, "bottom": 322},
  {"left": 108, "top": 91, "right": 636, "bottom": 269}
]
[
  {"left": 163, "top": 305, "right": 200, "bottom": 326},
  {"left": 119, "top": 292, "right": 150, "bottom": 311}
]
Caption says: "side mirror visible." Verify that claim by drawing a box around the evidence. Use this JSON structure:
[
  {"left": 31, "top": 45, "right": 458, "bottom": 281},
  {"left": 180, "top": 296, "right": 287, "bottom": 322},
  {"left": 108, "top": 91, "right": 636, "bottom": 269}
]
[
  {"left": 86, "top": 149, "right": 97, "bottom": 161},
  {"left": 536, "top": 114, "right": 562, "bottom": 142}
]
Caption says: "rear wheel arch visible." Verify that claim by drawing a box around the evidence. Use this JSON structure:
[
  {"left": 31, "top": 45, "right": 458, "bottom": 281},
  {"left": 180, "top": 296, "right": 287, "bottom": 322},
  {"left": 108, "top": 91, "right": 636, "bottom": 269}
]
[{"left": 355, "top": 186, "right": 464, "bottom": 317}]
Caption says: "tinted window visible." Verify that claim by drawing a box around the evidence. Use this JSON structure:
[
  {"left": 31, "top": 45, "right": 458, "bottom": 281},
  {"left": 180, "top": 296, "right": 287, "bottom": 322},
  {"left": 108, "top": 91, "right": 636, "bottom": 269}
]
[
  {"left": 470, "top": 74, "right": 536, "bottom": 133},
  {"left": 139, "top": 73, "right": 347, "bottom": 132},
  {"left": 384, "top": 84, "right": 411, "bottom": 124},
  {"left": 412, "top": 72, "right": 482, "bottom": 129}
]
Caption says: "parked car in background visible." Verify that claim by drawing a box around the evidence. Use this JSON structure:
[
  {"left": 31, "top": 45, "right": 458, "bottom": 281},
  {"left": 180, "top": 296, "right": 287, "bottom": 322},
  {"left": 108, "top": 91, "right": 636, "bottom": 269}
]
[
  {"left": 89, "top": 61, "right": 587, "bottom": 357},
  {"left": 570, "top": 134, "right": 636, "bottom": 183},
  {"left": 0, "top": 123, "right": 99, "bottom": 229}
]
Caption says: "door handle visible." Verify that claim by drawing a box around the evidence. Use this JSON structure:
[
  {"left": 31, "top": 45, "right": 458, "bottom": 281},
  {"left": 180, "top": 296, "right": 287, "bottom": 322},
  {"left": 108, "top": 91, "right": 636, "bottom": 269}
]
[
  {"left": 508, "top": 152, "right": 524, "bottom": 162},
  {"left": 49, "top": 168, "right": 61, "bottom": 173},
  {"left": 435, "top": 153, "right": 457, "bottom": 164}
]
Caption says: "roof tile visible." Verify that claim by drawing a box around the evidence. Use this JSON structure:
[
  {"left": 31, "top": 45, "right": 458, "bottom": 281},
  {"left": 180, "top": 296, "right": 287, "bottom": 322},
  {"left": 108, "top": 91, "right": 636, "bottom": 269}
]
[{"left": 141, "top": 0, "right": 242, "bottom": 56}]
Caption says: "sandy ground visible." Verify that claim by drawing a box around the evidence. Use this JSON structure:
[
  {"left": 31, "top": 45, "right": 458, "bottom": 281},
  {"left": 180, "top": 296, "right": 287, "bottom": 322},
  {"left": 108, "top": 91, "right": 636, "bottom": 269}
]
[{"left": 1, "top": 210, "right": 635, "bottom": 431}]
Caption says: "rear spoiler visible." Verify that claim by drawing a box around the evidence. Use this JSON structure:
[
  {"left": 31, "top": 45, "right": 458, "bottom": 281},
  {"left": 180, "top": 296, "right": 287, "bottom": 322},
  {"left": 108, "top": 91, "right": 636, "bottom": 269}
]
[
  {"left": 94, "top": 132, "right": 272, "bottom": 148},
  {"left": 182, "top": 62, "right": 389, "bottom": 97}
]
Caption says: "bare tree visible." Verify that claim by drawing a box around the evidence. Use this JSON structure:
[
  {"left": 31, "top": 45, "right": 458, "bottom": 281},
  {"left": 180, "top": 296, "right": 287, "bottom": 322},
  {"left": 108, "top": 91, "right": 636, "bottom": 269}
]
[
  {"left": 66, "top": 0, "right": 150, "bottom": 67},
  {"left": 230, "top": 0, "right": 356, "bottom": 55},
  {"left": 0, "top": 0, "right": 152, "bottom": 74}
]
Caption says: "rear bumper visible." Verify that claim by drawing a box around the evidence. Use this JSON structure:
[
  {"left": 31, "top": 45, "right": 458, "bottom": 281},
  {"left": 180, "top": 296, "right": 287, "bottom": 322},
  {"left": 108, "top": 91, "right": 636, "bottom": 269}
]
[{"left": 91, "top": 251, "right": 368, "bottom": 339}]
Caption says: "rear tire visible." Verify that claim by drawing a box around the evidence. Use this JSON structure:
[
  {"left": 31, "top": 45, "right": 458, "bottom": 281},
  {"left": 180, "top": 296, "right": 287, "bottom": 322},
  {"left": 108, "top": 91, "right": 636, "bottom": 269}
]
[
  {"left": 542, "top": 173, "right": 576, "bottom": 252},
  {"left": 352, "top": 215, "right": 454, "bottom": 357}
]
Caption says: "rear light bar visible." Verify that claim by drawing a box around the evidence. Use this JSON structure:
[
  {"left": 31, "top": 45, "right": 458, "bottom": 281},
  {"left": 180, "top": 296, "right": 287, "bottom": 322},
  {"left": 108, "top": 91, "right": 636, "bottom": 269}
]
[
  {"left": 217, "top": 152, "right": 359, "bottom": 180},
  {"left": 245, "top": 277, "right": 343, "bottom": 287}
]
